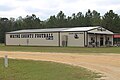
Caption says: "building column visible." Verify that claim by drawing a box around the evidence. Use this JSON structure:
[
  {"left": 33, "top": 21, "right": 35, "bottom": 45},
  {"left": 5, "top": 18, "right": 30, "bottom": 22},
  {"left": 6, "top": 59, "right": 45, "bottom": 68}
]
[{"left": 95, "top": 34, "right": 97, "bottom": 47}]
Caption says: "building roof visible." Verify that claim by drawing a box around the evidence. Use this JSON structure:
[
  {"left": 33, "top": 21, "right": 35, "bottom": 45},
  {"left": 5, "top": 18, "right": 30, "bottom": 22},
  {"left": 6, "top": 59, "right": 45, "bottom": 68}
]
[
  {"left": 7, "top": 28, "right": 68, "bottom": 33},
  {"left": 7, "top": 26, "right": 100, "bottom": 33},
  {"left": 6, "top": 26, "right": 113, "bottom": 34},
  {"left": 88, "top": 27, "right": 114, "bottom": 34},
  {"left": 88, "top": 31, "right": 113, "bottom": 34},
  {"left": 63, "top": 26, "right": 98, "bottom": 31}
]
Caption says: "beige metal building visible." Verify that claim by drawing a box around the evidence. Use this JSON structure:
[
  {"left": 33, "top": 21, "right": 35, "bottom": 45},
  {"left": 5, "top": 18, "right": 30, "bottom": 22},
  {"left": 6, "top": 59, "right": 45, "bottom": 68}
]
[{"left": 5, "top": 26, "right": 113, "bottom": 47}]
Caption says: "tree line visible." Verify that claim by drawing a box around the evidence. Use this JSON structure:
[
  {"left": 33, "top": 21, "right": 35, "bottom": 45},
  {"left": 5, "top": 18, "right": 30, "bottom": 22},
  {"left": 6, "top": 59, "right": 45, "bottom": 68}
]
[{"left": 0, "top": 9, "right": 120, "bottom": 43}]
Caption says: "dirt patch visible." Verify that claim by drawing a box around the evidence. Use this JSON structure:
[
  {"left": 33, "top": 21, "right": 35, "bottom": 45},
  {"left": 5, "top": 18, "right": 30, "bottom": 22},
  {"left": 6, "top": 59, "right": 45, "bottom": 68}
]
[{"left": 0, "top": 51, "right": 120, "bottom": 80}]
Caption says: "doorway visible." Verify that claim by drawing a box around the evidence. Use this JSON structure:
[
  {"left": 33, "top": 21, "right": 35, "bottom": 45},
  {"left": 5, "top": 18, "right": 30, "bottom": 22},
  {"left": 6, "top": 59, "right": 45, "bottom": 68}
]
[
  {"left": 26, "top": 39, "right": 29, "bottom": 45},
  {"left": 62, "top": 35, "right": 68, "bottom": 47},
  {"left": 100, "top": 37, "right": 104, "bottom": 46}
]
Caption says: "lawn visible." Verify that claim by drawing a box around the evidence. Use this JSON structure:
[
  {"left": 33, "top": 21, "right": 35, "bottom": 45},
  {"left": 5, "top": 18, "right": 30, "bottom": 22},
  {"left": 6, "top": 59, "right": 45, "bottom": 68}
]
[
  {"left": 0, "top": 58, "right": 101, "bottom": 80},
  {"left": 0, "top": 44, "right": 120, "bottom": 53}
]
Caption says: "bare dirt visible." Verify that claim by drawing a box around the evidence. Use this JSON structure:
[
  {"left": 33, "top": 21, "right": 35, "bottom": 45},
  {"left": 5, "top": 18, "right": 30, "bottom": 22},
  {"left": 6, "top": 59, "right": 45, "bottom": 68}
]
[{"left": 0, "top": 51, "right": 120, "bottom": 80}]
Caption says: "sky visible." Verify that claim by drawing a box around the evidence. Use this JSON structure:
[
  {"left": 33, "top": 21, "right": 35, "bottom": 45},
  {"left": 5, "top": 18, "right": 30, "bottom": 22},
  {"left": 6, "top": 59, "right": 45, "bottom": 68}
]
[{"left": 0, "top": 0, "right": 120, "bottom": 20}]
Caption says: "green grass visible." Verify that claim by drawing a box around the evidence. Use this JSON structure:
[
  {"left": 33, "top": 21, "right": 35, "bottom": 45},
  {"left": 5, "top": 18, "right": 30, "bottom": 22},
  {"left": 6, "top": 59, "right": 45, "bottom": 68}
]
[
  {"left": 0, "top": 44, "right": 120, "bottom": 53},
  {"left": 0, "top": 58, "right": 101, "bottom": 80}
]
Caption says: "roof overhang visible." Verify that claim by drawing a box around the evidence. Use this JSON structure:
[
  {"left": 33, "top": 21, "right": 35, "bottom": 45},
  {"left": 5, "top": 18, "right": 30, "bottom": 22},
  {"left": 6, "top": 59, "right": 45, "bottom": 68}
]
[
  {"left": 113, "top": 34, "right": 120, "bottom": 38},
  {"left": 88, "top": 32, "right": 114, "bottom": 35}
]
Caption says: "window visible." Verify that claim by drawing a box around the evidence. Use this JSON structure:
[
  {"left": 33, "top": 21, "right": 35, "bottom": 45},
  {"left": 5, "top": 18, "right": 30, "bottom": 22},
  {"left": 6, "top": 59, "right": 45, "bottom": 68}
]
[
  {"left": 91, "top": 37, "right": 95, "bottom": 43},
  {"left": 46, "top": 33, "right": 53, "bottom": 40}
]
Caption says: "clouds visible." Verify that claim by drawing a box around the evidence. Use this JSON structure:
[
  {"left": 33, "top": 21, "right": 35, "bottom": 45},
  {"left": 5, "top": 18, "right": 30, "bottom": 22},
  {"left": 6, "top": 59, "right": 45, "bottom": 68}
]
[
  {"left": 96, "top": 0, "right": 120, "bottom": 5},
  {"left": 0, "top": 5, "right": 15, "bottom": 11},
  {"left": 0, "top": 0, "right": 120, "bottom": 20}
]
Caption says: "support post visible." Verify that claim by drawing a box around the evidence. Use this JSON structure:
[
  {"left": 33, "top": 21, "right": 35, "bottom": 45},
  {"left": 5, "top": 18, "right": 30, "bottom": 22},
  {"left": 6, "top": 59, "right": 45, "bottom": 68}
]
[{"left": 4, "top": 55, "right": 8, "bottom": 68}]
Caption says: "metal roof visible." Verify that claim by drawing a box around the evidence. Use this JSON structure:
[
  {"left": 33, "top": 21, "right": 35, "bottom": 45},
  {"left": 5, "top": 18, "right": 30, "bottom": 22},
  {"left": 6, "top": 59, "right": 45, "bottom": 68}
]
[
  {"left": 7, "top": 26, "right": 112, "bottom": 34},
  {"left": 7, "top": 28, "right": 68, "bottom": 33},
  {"left": 88, "top": 31, "right": 113, "bottom": 34},
  {"left": 63, "top": 26, "right": 98, "bottom": 31}
]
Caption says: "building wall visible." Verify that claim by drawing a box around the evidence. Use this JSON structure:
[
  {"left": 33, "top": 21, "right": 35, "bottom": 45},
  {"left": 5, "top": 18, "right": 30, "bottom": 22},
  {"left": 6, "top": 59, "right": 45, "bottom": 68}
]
[
  {"left": 6, "top": 30, "right": 113, "bottom": 47},
  {"left": 6, "top": 32, "right": 85, "bottom": 47},
  {"left": 6, "top": 32, "right": 59, "bottom": 46},
  {"left": 60, "top": 32, "right": 85, "bottom": 47}
]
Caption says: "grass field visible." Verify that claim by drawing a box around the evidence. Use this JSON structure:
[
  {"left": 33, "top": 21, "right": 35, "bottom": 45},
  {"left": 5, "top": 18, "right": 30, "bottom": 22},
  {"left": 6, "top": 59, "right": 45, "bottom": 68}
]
[
  {"left": 0, "top": 58, "right": 101, "bottom": 80},
  {"left": 0, "top": 45, "right": 120, "bottom": 53}
]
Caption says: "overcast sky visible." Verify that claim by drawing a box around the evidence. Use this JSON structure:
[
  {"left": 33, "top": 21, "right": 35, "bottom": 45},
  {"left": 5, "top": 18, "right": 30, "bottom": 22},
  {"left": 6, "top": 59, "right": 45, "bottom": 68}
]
[{"left": 0, "top": 0, "right": 120, "bottom": 20}]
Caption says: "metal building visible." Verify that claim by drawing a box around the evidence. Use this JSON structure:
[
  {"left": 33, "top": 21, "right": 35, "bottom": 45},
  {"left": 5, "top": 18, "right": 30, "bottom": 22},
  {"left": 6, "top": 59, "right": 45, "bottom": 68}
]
[
  {"left": 5, "top": 26, "right": 113, "bottom": 47},
  {"left": 113, "top": 34, "right": 120, "bottom": 46}
]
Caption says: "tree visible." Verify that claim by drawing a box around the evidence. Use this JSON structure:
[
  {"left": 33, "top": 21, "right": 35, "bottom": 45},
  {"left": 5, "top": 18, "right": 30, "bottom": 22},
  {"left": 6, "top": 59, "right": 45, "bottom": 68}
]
[
  {"left": 101, "top": 10, "right": 120, "bottom": 33},
  {"left": 0, "top": 18, "right": 9, "bottom": 43},
  {"left": 85, "top": 9, "right": 92, "bottom": 26},
  {"left": 69, "top": 12, "right": 85, "bottom": 27},
  {"left": 70, "top": 13, "right": 77, "bottom": 26},
  {"left": 45, "top": 11, "right": 67, "bottom": 28},
  {"left": 22, "top": 14, "right": 43, "bottom": 29},
  {"left": 76, "top": 12, "right": 85, "bottom": 26},
  {"left": 56, "top": 11, "right": 67, "bottom": 27},
  {"left": 91, "top": 10, "right": 101, "bottom": 26},
  {"left": 45, "top": 15, "right": 57, "bottom": 28},
  {"left": 66, "top": 16, "right": 72, "bottom": 27}
]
